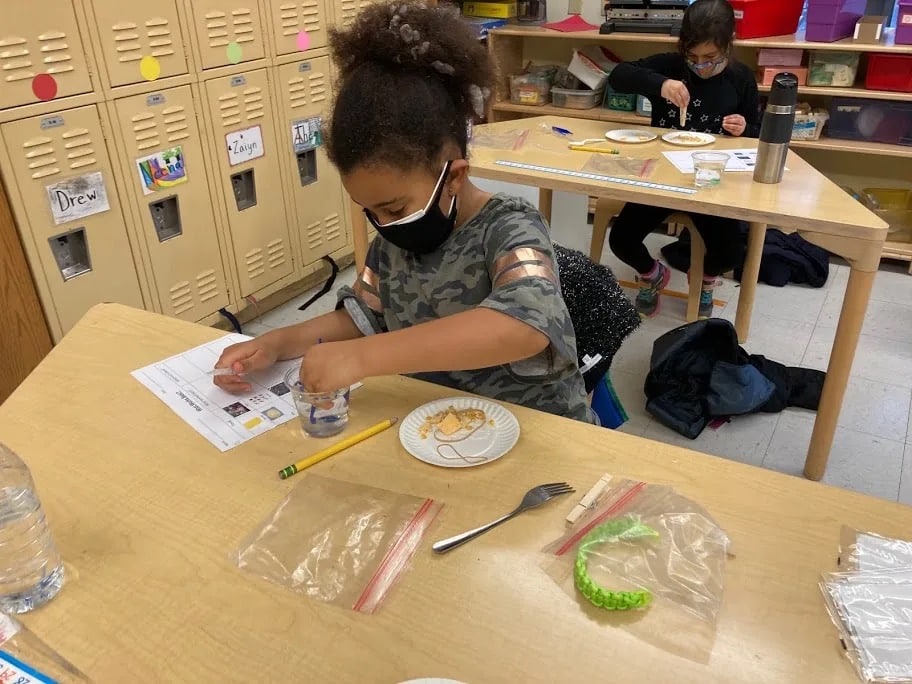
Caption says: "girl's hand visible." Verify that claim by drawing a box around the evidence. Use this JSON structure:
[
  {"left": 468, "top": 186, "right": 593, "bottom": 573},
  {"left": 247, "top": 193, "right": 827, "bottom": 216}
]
[
  {"left": 660, "top": 79, "right": 690, "bottom": 111},
  {"left": 722, "top": 114, "right": 747, "bottom": 137},
  {"left": 214, "top": 338, "right": 280, "bottom": 393},
  {"left": 299, "top": 340, "right": 365, "bottom": 393}
]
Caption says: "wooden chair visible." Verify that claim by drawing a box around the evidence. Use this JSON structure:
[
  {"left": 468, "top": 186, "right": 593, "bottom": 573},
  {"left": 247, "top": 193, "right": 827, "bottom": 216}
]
[{"left": 589, "top": 197, "right": 706, "bottom": 322}]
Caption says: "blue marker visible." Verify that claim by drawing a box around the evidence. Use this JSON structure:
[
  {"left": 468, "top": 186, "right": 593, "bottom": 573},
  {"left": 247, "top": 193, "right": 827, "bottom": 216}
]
[{"left": 552, "top": 126, "right": 573, "bottom": 136}]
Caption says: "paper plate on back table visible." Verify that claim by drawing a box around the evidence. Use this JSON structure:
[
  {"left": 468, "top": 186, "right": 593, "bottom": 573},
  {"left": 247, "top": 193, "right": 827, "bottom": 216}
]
[
  {"left": 606, "top": 129, "right": 657, "bottom": 144},
  {"left": 661, "top": 131, "right": 715, "bottom": 147},
  {"left": 399, "top": 397, "right": 519, "bottom": 468}
]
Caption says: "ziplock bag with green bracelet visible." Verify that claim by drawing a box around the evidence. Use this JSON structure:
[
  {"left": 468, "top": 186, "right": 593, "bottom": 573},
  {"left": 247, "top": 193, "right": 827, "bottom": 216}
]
[
  {"left": 542, "top": 477, "right": 730, "bottom": 663},
  {"left": 234, "top": 474, "right": 442, "bottom": 614}
]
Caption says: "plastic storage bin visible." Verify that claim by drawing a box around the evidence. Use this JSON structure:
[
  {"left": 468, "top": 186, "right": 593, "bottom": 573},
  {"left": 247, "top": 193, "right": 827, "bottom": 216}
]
[
  {"left": 791, "top": 105, "right": 829, "bottom": 140},
  {"left": 805, "top": 0, "right": 866, "bottom": 42},
  {"left": 758, "top": 66, "right": 808, "bottom": 85},
  {"left": 865, "top": 54, "right": 912, "bottom": 93},
  {"left": 604, "top": 87, "right": 636, "bottom": 111},
  {"left": 509, "top": 73, "right": 552, "bottom": 105},
  {"left": 827, "top": 98, "right": 912, "bottom": 147},
  {"left": 862, "top": 188, "right": 912, "bottom": 238},
  {"left": 899, "top": 0, "right": 912, "bottom": 45},
  {"left": 730, "top": 0, "right": 804, "bottom": 38},
  {"left": 637, "top": 94, "right": 652, "bottom": 117},
  {"left": 808, "top": 51, "right": 860, "bottom": 86},
  {"left": 551, "top": 87, "right": 605, "bottom": 110},
  {"left": 758, "top": 48, "right": 804, "bottom": 66}
]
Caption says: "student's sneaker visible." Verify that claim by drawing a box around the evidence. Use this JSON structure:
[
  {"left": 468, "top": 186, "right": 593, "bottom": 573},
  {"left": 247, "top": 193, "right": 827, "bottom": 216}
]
[
  {"left": 635, "top": 261, "right": 670, "bottom": 318},
  {"left": 699, "top": 277, "right": 720, "bottom": 319}
]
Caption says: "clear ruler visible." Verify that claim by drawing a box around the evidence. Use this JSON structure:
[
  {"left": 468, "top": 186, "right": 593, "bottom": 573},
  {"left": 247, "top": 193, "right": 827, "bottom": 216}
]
[{"left": 494, "top": 160, "right": 697, "bottom": 195}]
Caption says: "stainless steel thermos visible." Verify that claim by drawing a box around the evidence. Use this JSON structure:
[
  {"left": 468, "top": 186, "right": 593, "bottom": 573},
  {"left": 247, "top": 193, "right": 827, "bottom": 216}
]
[{"left": 753, "top": 73, "right": 799, "bottom": 185}]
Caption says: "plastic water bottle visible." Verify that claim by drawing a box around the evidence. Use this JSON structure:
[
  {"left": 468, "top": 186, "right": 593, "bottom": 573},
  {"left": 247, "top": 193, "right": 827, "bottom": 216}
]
[{"left": 0, "top": 443, "right": 64, "bottom": 614}]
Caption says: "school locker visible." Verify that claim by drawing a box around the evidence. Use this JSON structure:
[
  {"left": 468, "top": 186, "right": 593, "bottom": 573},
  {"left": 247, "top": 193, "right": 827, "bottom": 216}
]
[
  {"left": 85, "top": 0, "right": 190, "bottom": 88},
  {"left": 111, "top": 86, "right": 230, "bottom": 321},
  {"left": 274, "top": 58, "right": 348, "bottom": 268},
  {"left": 264, "top": 0, "right": 329, "bottom": 56},
  {"left": 0, "top": 105, "right": 144, "bottom": 340},
  {"left": 203, "top": 69, "right": 293, "bottom": 298},
  {"left": 334, "top": 0, "right": 375, "bottom": 27},
  {"left": 185, "top": 1, "right": 267, "bottom": 70},
  {"left": 0, "top": 0, "right": 94, "bottom": 111}
]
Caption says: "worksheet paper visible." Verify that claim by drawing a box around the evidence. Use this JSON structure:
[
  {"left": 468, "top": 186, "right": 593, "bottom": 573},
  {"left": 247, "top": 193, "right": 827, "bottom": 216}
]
[
  {"left": 132, "top": 334, "right": 359, "bottom": 452},
  {"left": 662, "top": 148, "right": 762, "bottom": 174}
]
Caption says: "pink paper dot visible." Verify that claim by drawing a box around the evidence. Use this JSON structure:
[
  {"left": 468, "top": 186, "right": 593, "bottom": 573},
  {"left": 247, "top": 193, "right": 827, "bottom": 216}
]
[
  {"left": 296, "top": 30, "right": 311, "bottom": 51},
  {"left": 32, "top": 74, "right": 58, "bottom": 101}
]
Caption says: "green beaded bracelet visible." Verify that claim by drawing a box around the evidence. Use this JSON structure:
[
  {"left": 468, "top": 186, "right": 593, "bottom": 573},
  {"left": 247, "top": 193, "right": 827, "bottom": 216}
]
[{"left": 574, "top": 516, "right": 659, "bottom": 611}]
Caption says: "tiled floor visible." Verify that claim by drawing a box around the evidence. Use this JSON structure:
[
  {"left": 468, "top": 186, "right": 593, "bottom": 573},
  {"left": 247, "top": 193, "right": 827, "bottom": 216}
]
[{"left": 243, "top": 180, "right": 912, "bottom": 505}]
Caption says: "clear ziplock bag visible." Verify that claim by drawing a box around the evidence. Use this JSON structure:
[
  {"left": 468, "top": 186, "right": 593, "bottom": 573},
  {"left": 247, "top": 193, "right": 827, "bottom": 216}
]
[
  {"left": 542, "top": 477, "right": 730, "bottom": 663},
  {"left": 838, "top": 526, "right": 912, "bottom": 572},
  {"left": 583, "top": 154, "right": 657, "bottom": 178},
  {"left": 469, "top": 127, "right": 529, "bottom": 151},
  {"left": 821, "top": 569, "right": 912, "bottom": 683},
  {"left": 235, "top": 474, "right": 442, "bottom": 614}
]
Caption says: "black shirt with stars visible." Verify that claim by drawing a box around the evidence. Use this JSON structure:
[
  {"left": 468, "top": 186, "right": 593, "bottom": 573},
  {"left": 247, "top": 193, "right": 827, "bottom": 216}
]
[{"left": 608, "top": 52, "right": 761, "bottom": 138}]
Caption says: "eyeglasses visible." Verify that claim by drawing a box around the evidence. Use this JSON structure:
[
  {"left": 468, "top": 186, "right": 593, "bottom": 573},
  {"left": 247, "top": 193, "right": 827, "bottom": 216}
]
[
  {"left": 364, "top": 161, "right": 453, "bottom": 229},
  {"left": 687, "top": 55, "right": 727, "bottom": 70}
]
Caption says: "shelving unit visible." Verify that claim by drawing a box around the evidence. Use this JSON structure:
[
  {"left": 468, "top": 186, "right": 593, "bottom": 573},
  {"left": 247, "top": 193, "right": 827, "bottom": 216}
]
[{"left": 487, "top": 25, "right": 912, "bottom": 266}]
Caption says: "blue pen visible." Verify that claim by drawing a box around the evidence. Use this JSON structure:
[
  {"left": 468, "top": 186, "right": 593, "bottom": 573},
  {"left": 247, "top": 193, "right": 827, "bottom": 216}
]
[{"left": 552, "top": 126, "right": 573, "bottom": 137}]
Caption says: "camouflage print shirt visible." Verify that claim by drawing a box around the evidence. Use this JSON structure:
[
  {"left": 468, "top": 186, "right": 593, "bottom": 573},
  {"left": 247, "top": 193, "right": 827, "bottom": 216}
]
[{"left": 337, "top": 193, "right": 594, "bottom": 424}]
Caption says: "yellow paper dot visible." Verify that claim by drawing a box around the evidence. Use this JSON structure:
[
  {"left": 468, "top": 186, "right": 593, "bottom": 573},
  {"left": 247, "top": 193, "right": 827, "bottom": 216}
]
[
  {"left": 140, "top": 56, "right": 161, "bottom": 81},
  {"left": 226, "top": 42, "right": 243, "bottom": 64}
]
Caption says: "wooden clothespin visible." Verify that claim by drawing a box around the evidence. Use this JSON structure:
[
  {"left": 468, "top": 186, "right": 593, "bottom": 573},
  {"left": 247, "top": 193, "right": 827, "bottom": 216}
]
[{"left": 566, "top": 473, "right": 613, "bottom": 525}]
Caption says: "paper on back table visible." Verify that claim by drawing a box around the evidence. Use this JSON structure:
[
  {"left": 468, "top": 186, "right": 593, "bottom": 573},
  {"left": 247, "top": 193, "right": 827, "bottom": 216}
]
[
  {"left": 131, "top": 334, "right": 360, "bottom": 452},
  {"left": 662, "top": 148, "right": 766, "bottom": 174}
]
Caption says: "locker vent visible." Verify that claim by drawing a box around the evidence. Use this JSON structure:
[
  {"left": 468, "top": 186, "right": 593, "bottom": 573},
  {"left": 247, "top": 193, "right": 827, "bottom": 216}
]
[
  {"left": 39, "top": 30, "right": 76, "bottom": 76},
  {"left": 163, "top": 105, "right": 189, "bottom": 143},
  {"left": 245, "top": 247, "right": 266, "bottom": 279},
  {"left": 287, "top": 69, "right": 326, "bottom": 109},
  {"left": 169, "top": 281, "right": 195, "bottom": 315},
  {"left": 339, "top": 0, "right": 373, "bottom": 26},
  {"left": 279, "top": 2, "right": 322, "bottom": 37},
  {"left": 111, "top": 18, "right": 175, "bottom": 64},
  {"left": 0, "top": 36, "right": 33, "bottom": 84},
  {"left": 62, "top": 127, "right": 97, "bottom": 170},
  {"left": 197, "top": 269, "right": 220, "bottom": 303},
  {"left": 218, "top": 92, "right": 242, "bottom": 128},
  {"left": 21, "top": 136, "right": 60, "bottom": 180},
  {"left": 266, "top": 238, "right": 287, "bottom": 270},
  {"left": 130, "top": 105, "right": 190, "bottom": 151},
  {"left": 205, "top": 7, "right": 257, "bottom": 48},
  {"left": 243, "top": 87, "right": 264, "bottom": 121},
  {"left": 304, "top": 213, "right": 342, "bottom": 250},
  {"left": 146, "top": 17, "right": 177, "bottom": 58}
]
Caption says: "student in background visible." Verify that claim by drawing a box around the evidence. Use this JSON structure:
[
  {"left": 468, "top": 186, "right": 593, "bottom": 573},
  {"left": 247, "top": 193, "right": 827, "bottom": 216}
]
[{"left": 607, "top": 0, "right": 760, "bottom": 319}]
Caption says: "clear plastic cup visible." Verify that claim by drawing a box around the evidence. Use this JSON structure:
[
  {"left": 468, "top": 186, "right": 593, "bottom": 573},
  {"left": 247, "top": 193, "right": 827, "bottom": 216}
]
[
  {"left": 692, "top": 151, "right": 730, "bottom": 188},
  {"left": 283, "top": 368, "right": 350, "bottom": 438}
]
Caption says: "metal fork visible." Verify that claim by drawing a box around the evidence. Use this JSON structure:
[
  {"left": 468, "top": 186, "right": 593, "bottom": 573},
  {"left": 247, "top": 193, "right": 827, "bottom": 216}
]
[{"left": 431, "top": 482, "right": 575, "bottom": 554}]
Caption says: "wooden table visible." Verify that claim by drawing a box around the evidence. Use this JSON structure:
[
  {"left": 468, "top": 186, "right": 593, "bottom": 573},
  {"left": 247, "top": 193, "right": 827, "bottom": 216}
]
[
  {"left": 352, "top": 115, "right": 888, "bottom": 481},
  {"left": 4, "top": 304, "right": 912, "bottom": 683}
]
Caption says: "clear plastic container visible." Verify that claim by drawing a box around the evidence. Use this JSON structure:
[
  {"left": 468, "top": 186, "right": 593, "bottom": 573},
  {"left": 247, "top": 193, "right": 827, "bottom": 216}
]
[
  {"left": 808, "top": 50, "right": 860, "bottom": 86},
  {"left": 283, "top": 368, "right": 351, "bottom": 438},
  {"left": 791, "top": 103, "right": 829, "bottom": 140},
  {"left": 692, "top": 151, "right": 730, "bottom": 188},
  {"left": 0, "top": 443, "right": 64, "bottom": 614},
  {"left": 509, "top": 73, "right": 551, "bottom": 106},
  {"left": 551, "top": 87, "right": 604, "bottom": 110}
]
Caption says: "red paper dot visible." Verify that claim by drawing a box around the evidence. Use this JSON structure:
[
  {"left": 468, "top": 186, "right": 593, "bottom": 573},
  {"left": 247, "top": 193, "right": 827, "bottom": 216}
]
[{"left": 32, "top": 74, "right": 58, "bottom": 101}]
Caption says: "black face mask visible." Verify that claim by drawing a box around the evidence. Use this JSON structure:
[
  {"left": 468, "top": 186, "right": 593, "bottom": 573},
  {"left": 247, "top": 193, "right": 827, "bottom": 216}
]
[{"left": 364, "top": 162, "right": 458, "bottom": 255}]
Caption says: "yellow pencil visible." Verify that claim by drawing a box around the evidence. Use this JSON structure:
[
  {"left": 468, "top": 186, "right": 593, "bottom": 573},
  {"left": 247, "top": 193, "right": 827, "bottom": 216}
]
[
  {"left": 278, "top": 417, "right": 399, "bottom": 479},
  {"left": 569, "top": 145, "right": 620, "bottom": 154}
]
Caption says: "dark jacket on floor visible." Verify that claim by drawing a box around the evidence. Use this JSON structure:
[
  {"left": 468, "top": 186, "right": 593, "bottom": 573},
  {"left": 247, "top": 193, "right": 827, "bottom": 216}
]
[
  {"left": 645, "top": 318, "right": 825, "bottom": 439},
  {"left": 661, "top": 225, "right": 830, "bottom": 288}
]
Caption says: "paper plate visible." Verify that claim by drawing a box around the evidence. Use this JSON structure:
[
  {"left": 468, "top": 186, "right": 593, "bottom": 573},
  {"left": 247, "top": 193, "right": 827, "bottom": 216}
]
[
  {"left": 399, "top": 397, "right": 519, "bottom": 468},
  {"left": 661, "top": 131, "right": 716, "bottom": 147},
  {"left": 605, "top": 129, "right": 657, "bottom": 144}
]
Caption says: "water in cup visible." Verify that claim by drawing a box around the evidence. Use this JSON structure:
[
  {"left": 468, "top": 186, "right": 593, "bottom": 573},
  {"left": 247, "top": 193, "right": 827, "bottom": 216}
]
[
  {"left": 0, "top": 443, "right": 65, "bottom": 614},
  {"left": 284, "top": 368, "right": 350, "bottom": 438},
  {"left": 692, "top": 151, "right": 730, "bottom": 188}
]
